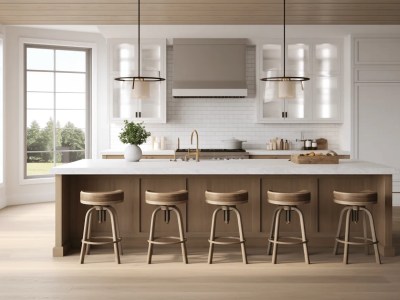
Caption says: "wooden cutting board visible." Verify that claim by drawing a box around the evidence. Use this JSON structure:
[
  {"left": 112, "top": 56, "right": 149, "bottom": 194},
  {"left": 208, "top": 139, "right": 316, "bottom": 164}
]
[{"left": 291, "top": 154, "right": 339, "bottom": 164}]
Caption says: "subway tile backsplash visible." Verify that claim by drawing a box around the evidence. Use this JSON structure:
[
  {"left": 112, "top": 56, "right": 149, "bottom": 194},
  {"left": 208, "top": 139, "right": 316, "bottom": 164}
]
[{"left": 110, "top": 46, "right": 341, "bottom": 150}]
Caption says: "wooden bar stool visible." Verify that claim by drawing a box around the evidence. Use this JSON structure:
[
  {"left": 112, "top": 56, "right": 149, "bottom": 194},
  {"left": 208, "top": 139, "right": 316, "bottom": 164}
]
[
  {"left": 266, "top": 190, "right": 311, "bottom": 264},
  {"left": 79, "top": 190, "right": 124, "bottom": 264},
  {"left": 333, "top": 190, "right": 381, "bottom": 264},
  {"left": 145, "top": 190, "right": 188, "bottom": 264},
  {"left": 205, "top": 190, "right": 248, "bottom": 264}
]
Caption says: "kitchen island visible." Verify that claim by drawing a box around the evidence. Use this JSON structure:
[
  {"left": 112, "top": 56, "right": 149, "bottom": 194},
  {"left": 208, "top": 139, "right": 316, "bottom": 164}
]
[{"left": 52, "top": 159, "right": 395, "bottom": 257}]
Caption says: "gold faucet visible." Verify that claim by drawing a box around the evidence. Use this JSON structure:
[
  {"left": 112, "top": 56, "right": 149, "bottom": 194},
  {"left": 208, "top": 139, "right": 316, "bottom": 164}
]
[{"left": 190, "top": 129, "right": 200, "bottom": 162}]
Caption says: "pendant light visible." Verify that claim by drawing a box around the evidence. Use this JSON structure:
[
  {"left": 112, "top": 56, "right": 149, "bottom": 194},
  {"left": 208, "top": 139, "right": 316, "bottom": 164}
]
[
  {"left": 260, "top": 0, "right": 309, "bottom": 99},
  {"left": 115, "top": 0, "right": 165, "bottom": 112}
]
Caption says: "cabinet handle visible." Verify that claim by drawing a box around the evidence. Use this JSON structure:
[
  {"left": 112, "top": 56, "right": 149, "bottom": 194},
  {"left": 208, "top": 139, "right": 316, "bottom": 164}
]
[
  {"left": 281, "top": 111, "right": 285, "bottom": 118},
  {"left": 285, "top": 112, "right": 288, "bottom": 118}
]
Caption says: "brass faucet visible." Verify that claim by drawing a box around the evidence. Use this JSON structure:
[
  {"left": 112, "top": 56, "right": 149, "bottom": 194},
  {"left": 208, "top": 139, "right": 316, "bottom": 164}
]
[
  {"left": 190, "top": 130, "right": 200, "bottom": 162},
  {"left": 172, "top": 137, "right": 180, "bottom": 161}
]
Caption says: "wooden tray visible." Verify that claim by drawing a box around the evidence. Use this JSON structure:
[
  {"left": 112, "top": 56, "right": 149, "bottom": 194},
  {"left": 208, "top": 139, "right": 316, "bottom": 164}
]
[{"left": 291, "top": 154, "right": 339, "bottom": 164}]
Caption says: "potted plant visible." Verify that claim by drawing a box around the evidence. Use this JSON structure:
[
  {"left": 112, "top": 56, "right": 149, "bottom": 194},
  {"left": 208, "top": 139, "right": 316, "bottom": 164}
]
[{"left": 119, "top": 120, "right": 151, "bottom": 162}]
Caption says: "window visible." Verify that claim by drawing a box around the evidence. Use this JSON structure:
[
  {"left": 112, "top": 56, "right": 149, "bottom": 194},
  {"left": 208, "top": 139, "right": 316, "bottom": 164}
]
[{"left": 24, "top": 44, "right": 91, "bottom": 178}]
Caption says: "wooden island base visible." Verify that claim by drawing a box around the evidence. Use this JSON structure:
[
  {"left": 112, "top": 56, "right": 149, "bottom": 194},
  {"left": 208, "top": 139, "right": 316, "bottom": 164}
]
[{"left": 54, "top": 174, "right": 394, "bottom": 257}]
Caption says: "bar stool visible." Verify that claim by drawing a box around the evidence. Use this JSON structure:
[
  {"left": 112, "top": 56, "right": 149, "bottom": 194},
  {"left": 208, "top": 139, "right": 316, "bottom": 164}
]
[
  {"left": 333, "top": 190, "right": 381, "bottom": 264},
  {"left": 79, "top": 190, "right": 124, "bottom": 264},
  {"left": 205, "top": 190, "right": 248, "bottom": 264},
  {"left": 146, "top": 190, "right": 188, "bottom": 264},
  {"left": 266, "top": 190, "right": 310, "bottom": 264}
]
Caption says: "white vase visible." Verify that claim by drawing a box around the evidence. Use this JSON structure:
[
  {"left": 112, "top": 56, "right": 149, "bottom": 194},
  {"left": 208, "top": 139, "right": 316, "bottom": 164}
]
[{"left": 124, "top": 144, "right": 142, "bottom": 162}]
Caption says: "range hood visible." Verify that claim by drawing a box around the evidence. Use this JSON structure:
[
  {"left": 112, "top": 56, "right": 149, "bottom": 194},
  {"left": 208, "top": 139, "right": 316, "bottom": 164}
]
[{"left": 172, "top": 38, "right": 248, "bottom": 98}]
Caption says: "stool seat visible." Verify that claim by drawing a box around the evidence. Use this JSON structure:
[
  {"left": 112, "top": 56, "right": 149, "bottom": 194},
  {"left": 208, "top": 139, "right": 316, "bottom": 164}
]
[
  {"left": 146, "top": 189, "right": 188, "bottom": 264},
  {"left": 206, "top": 190, "right": 248, "bottom": 264},
  {"left": 333, "top": 190, "right": 377, "bottom": 206},
  {"left": 266, "top": 190, "right": 311, "bottom": 264},
  {"left": 205, "top": 190, "right": 248, "bottom": 206},
  {"left": 333, "top": 190, "right": 381, "bottom": 264},
  {"left": 80, "top": 190, "right": 124, "bottom": 206},
  {"left": 267, "top": 190, "right": 311, "bottom": 206},
  {"left": 79, "top": 190, "right": 123, "bottom": 264},
  {"left": 145, "top": 190, "right": 188, "bottom": 206}
]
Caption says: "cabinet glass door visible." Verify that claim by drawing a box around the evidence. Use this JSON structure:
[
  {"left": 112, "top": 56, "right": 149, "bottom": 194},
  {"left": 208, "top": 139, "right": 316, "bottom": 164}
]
[
  {"left": 110, "top": 39, "right": 165, "bottom": 122},
  {"left": 287, "top": 43, "right": 310, "bottom": 77},
  {"left": 313, "top": 43, "right": 340, "bottom": 120}
]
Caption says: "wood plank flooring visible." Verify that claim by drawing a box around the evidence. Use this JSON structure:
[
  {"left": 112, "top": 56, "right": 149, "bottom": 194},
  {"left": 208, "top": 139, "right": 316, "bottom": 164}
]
[{"left": 1, "top": 202, "right": 400, "bottom": 300}]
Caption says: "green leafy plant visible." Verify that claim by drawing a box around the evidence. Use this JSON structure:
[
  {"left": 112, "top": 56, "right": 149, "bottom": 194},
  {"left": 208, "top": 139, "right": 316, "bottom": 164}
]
[{"left": 119, "top": 120, "right": 151, "bottom": 145}]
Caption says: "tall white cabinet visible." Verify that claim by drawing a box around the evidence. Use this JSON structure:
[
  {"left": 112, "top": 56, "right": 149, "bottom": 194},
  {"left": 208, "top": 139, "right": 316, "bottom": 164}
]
[
  {"left": 353, "top": 37, "right": 400, "bottom": 205},
  {"left": 257, "top": 38, "right": 342, "bottom": 123}
]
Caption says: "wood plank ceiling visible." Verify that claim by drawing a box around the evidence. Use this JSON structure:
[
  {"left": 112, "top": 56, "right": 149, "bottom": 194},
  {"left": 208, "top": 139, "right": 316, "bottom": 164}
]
[{"left": 1, "top": 0, "right": 400, "bottom": 25}]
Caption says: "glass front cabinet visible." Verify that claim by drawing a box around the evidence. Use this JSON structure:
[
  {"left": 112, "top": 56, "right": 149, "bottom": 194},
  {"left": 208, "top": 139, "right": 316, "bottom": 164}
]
[
  {"left": 257, "top": 39, "right": 342, "bottom": 123},
  {"left": 109, "top": 38, "right": 166, "bottom": 123}
]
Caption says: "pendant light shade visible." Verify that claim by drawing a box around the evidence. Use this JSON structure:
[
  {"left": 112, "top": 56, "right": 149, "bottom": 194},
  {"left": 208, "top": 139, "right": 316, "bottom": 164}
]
[
  {"left": 131, "top": 80, "right": 150, "bottom": 99},
  {"left": 260, "top": 0, "right": 309, "bottom": 99},
  {"left": 115, "top": 0, "right": 165, "bottom": 96},
  {"left": 278, "top": 80, "right": 296, "bottom": 98}
]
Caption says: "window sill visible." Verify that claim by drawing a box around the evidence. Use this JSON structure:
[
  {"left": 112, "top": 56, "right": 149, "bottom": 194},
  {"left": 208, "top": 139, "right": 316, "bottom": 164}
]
[{"left": 19, "top": 177, "right": 55, "bottom": 185}]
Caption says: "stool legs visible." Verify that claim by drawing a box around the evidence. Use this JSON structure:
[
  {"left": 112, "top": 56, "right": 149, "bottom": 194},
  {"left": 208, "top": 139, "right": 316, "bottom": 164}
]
[
  {"left": 271, "top": 208, "right": 283, "bottom": 264},
  {"left": 208, "top": 207, "right": 221, "bottom": 264},
  {"left": 105, "top": 206, "right": 121, "bottom": 264},
  {"left": 208, "top": 206, "right": 247, "bottom": 264},
  {"left": 147, "top": 207, "right": 161, "bottom": 264},
  {"left": 147, "top": 206, "right": 188, "bottom": 264},
  {"left": 361, "top": 207, "right": 381, "bottom": 264},
  {"left": 170, "top": 206, "right": 188, "bottom": 264},
  {"left": 80, "top": 207, "right": 95, "bottom": 264},
  {"left": 333, "top": 206, "right": 348, "bottom": 255},
  {"left": 334, "top": 206, "right": 381, "bottom": 264},
  {"left": 232, "top": 206, "right": 248, "bottom": 264},
  {"left": 267, "top": 206, "right": 309, "bottom": 264},
  {"left": 80, "top": 206, "right": 122, "bottom": 264},
  {"left": 293, "top": 207, "right": 310, "bottom": 264}
]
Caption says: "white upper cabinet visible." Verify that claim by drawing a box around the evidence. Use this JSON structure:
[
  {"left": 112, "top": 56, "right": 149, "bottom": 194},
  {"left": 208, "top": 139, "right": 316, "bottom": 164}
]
[
  {"left": 109, "top": 38, "right": 166, "bottom": 123},
  {"left": 257, "top": 38, "right": 342, "bottom": 123}
]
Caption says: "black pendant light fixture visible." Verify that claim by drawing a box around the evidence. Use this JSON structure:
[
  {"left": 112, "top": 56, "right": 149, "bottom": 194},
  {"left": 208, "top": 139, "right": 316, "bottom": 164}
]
[
  {"left": 260, "top": 0, "right": 309, "bottom": 98},
  {"left": 115, "top": 0, "right": 165, "bottom": 109}
]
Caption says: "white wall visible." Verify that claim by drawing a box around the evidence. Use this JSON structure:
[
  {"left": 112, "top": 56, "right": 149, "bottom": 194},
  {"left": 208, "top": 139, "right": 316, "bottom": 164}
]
[{"left": 4, "top": 26, "right": 107, "bottom": 206}]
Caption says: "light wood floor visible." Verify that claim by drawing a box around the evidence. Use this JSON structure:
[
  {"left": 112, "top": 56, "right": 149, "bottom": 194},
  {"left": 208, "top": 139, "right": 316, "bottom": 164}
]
[{"left": 1, "top": 203, "right": 400, "bottom": 300}]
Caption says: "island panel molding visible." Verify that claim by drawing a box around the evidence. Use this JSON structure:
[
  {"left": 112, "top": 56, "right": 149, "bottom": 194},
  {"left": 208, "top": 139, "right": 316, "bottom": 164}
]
[{"left": 52, "top": 159, "right": 394, "bottom": 258}]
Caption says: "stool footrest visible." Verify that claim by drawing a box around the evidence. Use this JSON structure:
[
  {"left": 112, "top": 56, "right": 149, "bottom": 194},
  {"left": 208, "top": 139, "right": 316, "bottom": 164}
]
[
  {"left": 148, "top": 236, "right": 187, "bottom": 245},
  {"left": 209, "top": 236, "right": 245, "bottom": 245},
  {"left": 268, "top": 236, "right": 307, "bottom": 246},
  {"left": 82, "top": 236, "right": 121, "bottom": 246},
  {"left": 336, "top": 236, "right": 378, "bottom": 246}
]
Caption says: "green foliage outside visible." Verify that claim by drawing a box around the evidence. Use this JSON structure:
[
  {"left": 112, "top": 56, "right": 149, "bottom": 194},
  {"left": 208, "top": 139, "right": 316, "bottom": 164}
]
[
  {"left": 119, "top": 120, "right": 151, "bottom": 145},
  {"left": 26, "top": 118, "right": 85, "bottom": 164}
]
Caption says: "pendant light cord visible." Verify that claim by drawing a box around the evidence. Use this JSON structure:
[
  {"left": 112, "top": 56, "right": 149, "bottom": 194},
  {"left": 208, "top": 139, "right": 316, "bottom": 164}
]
[
  {"left": 283, "top": 0, "right": 286, "bottom": 77},
  {"left": 138, "top": 0, "right": 141, "bottom": 77}
]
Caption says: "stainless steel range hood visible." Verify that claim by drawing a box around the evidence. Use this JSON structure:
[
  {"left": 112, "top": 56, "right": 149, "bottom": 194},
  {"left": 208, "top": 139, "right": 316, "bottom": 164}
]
[{"left": 172, "top": 38, "right": 248, "bottom": 98}]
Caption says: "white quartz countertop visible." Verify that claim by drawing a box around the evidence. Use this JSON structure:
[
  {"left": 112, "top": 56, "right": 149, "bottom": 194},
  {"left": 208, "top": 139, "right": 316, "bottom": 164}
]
[{"left": 52, "top": 159, "right": 394, "bottom": 175}]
